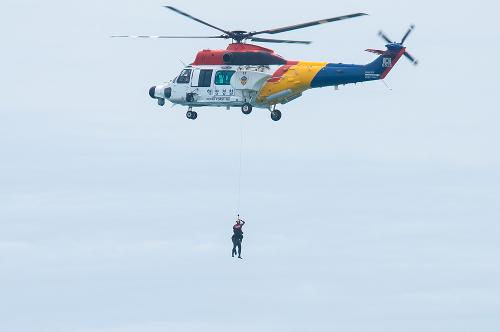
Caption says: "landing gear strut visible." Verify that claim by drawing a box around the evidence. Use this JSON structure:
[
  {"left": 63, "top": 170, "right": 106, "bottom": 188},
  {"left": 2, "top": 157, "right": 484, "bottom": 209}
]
[
  {"left": 186, "top": 107, "right": 197, "bottom": 120},
  {"left": 241, "top": 103, "right": 252, "bottom": 115}
]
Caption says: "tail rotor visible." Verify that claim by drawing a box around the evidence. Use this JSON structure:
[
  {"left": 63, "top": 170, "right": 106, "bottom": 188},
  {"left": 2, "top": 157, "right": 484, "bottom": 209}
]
[
  {"left": 378, "top": 31, "right": 393, "bottom": 44},
  {"left": 378, "top": 25, "right": 418, "bottom": 66},
  {"left": 400, "top": 24, "right": 415, "bottom": 44}
]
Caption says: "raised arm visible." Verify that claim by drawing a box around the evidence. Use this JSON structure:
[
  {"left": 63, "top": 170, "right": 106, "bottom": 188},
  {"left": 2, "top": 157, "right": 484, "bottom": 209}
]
[{"left": 237, "top": 214, "right": 245, "bottom": 225}]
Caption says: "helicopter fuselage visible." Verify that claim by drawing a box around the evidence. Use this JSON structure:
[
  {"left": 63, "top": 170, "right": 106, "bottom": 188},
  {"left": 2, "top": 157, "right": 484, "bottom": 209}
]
[{"left": 150, "top": 43, "right": 407, "bottom": 120}]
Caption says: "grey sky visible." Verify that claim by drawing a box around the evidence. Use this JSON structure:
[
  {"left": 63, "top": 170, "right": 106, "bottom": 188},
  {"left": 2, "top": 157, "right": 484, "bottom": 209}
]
[{"left": 1, "top": 0, "right": 499, "bottom": 331}]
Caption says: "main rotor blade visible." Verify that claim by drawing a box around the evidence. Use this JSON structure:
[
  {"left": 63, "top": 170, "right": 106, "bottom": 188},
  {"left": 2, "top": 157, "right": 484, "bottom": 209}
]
[
  {"left": 164, "top": 6, "right": 232, "bottom": 36},
  {"left": 404, "top": 51, "right": 419, "bottom": 65},
  {"left": 401, "top": 24, "right": 415, "bottom": 44},
  {"left": 250, "top": 37, "right": 311, "bottom": 45},
  {"left": 250, "top": 13, "right": 367, "bottom": 36},
  {"left": 111, "top": 35, "right": 226, "bottom": 39},
  {"left": 378, "top": 31, "right": 393, "bottom": 44}
]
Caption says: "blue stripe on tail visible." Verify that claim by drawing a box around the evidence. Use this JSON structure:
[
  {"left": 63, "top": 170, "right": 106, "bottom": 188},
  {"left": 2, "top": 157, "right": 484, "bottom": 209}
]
[{"left": 310, "top": 44, "right": 405, "bottom": 88}]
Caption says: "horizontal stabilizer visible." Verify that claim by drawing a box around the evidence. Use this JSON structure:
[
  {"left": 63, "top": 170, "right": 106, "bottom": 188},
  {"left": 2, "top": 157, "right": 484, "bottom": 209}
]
[{"left": 365, "top": 48, "right": 386, "bottom": 55}]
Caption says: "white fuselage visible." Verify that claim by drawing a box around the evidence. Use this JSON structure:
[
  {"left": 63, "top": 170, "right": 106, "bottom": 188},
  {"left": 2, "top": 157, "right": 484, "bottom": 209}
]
[{"left": 153, "top": 64, "right": 281, "bottom": 109}]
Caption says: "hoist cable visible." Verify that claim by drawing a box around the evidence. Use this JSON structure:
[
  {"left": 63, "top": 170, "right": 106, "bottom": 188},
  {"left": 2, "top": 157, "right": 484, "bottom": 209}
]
[{"left": 237, "top": 113, "right": 244, "bottom": 214}]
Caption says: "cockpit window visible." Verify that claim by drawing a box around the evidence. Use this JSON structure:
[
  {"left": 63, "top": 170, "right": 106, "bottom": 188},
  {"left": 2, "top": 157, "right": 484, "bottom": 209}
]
[
  {"left": 214, "top": 70, "right": 235, "bottom": 85},
  {"left": 177, "top": 69, "right": 192, "bottom": 84}
]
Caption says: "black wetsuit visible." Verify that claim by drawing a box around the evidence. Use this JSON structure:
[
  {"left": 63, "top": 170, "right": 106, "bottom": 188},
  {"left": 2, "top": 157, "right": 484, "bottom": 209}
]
[{"left": 232, "top": 222, "right": 244, "bottom": 258}]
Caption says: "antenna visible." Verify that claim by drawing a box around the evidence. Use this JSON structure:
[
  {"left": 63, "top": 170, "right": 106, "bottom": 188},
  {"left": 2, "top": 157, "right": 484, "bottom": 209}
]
[{"left": 381, "top": 80, "right": 392, "bottom": 91}]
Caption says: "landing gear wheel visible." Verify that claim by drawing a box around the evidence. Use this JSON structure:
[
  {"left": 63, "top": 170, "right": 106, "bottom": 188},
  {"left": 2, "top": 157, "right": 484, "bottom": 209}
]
[
  {"left": 241, "top": 103, "right": 252, "bottom": 115},
  {"left": 157, "top": 98, "right": 165, "bottom": 106},
  {"left": 271, "top": 110, "right": 282, "bottom": 121},
  {"left": 186, "top": 110, "right": 197, "bottom": 120}
]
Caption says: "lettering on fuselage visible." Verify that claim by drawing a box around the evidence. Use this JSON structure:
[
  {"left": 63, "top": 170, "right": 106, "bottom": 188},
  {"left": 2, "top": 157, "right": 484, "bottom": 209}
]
[
  {"left": 211, "top": 88, "right": 235, "bottom": 96},
  {"left": 382, "top": 58, "right": 392, "bottom": 68},
  {"left": 236, "top": 65, "right": 270, "bottom": 72},
  {"left": 207, "top": 96, "right": 232, "bottom": 101},
  {"left": 365, "top": 71, "right": 380, "bottom": 79}
]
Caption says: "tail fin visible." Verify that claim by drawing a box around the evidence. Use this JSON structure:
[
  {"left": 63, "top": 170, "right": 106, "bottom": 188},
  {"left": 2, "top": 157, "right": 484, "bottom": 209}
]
[{"left": 365, "top": 44, "right": 406, "bottom": 79}]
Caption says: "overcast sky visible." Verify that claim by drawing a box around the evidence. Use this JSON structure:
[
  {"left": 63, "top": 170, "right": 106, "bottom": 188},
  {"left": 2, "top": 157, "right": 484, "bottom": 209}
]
[{"left": 1, "top": 0, "right": 499, "bottom": 331}]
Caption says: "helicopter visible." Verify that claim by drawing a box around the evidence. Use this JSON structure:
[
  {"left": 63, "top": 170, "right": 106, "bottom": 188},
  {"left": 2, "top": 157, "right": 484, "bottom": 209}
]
[{"left": 113, "top": 6, "right": 417, "bottom": 121}]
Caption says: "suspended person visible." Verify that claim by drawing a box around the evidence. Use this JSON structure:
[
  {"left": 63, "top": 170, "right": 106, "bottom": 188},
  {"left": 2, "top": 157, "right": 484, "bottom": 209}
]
[{"left": 231, "top": 215, "right": 245, "bottom": 259}]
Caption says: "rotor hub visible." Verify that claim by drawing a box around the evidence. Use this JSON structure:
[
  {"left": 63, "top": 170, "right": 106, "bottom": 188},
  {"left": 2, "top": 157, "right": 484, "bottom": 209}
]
[{"left": 230, "top": 31, "right": 250, "bottom": 43}]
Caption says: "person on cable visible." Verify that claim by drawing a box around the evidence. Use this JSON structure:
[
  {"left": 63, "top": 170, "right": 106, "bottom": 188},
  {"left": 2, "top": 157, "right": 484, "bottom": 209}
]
[{"left": 231, "top": 215, "right": 245, "bottom": 259}]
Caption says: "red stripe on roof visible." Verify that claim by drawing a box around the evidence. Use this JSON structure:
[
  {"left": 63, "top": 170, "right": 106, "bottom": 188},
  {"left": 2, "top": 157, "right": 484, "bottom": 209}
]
[{"left": 192, "top": 43, "right": 288, "bottom": 66}]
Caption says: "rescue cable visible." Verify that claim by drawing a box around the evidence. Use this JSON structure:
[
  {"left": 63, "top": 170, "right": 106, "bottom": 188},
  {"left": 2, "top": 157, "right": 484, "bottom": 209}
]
[{"left": 236, "top": 113, "right": 244, "bottom": 215}]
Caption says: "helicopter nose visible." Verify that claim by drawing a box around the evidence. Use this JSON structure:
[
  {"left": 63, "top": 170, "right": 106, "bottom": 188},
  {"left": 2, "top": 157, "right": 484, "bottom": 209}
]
[{"left": 149, "top": 86, "right": 156, "bottom": 99}]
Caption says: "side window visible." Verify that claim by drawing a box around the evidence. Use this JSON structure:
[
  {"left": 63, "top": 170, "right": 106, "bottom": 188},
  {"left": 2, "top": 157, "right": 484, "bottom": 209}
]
[
  {"left": 198, "top": 69, "right": 213, "bottom": 87},
  {"left": 214, "top": 70, "right": 235, "bottom": 85},
  {"left": 177, "top": 69, "right": 192, "bottom": 84}
]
